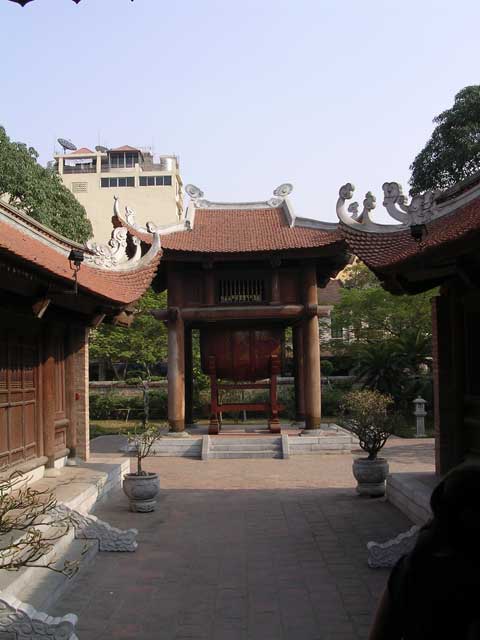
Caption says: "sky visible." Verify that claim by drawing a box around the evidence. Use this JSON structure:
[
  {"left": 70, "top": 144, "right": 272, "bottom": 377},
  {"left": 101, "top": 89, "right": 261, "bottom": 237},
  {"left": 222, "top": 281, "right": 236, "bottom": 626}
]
[{"left": 2, "top": 0, "right": 480, "bottom": 225}]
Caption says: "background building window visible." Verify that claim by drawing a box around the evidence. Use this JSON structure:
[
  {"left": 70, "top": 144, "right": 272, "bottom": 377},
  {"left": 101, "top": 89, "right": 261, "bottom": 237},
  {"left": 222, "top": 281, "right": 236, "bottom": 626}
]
[
  {"left": 101, "top": 177, "right": 135, "bottom": 188},
  {"left": 139, "top": 175, "right": 173, "bottom": 187}
]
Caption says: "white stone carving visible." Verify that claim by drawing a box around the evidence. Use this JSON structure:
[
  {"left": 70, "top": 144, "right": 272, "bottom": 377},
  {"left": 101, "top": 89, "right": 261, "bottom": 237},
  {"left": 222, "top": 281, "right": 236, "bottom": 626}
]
[
  {"left": 54, "top": 504, "right": 138, "bottom": 552},
  {"left": 0, "top": 594, "right": 78, "bottom": 640},
  {"left": 185, "top": 183, "right": 294, "bottom": 210},
  {"left": 337, "top": 182, "right": 445, "bottom": 233},
  {"left": 185, "top": 184, "right": 204, "bottom": 200},
  {"left": 116, "top": 197, "right": 188, "bottom": 236},
  {"left": 367, "top": 524, "right": 420, "bottom": 568},
  {"left": 85, "top": 198, "right": 144, "bottom": 270},
  {"left": 273, "top": 183, "right": 293, "bottom": 198},
  {"left": 382, "top": 182, "right": 439, "bottom": 225}
]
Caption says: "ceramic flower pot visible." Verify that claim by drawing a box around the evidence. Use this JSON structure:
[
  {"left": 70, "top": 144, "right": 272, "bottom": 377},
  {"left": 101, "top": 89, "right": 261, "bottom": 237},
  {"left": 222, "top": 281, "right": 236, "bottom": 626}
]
[
  {"left": 352, "top": 457, "right": 389, "bottom": 497},
  {"left": 122, "top": 472, "right": 160, "bottom": 512}
]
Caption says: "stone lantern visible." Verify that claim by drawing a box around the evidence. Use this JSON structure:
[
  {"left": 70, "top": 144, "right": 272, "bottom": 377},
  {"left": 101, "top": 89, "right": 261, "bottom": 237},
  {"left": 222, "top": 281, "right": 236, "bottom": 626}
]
[{"left": 413, "top": 397, "right": 427, "bottom": 438}]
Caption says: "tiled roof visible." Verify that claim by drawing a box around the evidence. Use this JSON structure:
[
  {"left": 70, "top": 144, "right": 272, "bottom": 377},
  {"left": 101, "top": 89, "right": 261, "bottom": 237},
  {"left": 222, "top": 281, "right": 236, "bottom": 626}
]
[
  {"left": 68, "top": 147, "right": 94, "bottom": 155},
  {"left": 110, "top": 145, "right": 141, "bottom": 153},
  {"left": 340, "top": 196, "right": 480, "bottom": 271},
  {"left": 119, "top": 207, "right": 343, "bottom": 255},
  {"left": 0, "top": 203, "right": 160, "bottom": 306}
]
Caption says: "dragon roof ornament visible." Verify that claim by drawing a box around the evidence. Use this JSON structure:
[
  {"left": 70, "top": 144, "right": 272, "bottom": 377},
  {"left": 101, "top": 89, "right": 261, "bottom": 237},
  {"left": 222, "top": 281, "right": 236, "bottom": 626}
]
[
  {"left": 112, "top": 195, "right": 188, "bottom": 236},
  {"left": 85, "top": 197, "right": 162, "bottom": 269},
  {"left": 336, "top": 182, "right": 442, "bottom": 233}
]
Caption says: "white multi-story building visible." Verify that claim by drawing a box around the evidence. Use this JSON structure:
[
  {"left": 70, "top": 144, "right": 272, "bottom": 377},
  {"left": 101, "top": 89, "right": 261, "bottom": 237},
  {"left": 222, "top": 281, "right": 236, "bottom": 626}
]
[{"left": 54, "top": 145, "right": 183, "bottom": 240}]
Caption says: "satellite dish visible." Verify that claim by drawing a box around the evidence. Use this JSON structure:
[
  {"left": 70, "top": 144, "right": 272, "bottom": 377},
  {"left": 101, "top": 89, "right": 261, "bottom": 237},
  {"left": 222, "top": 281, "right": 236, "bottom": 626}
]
[
  {"left": 95, "top": 145, "right": 109, "bottom": 153},
  {"left": 57, "top": 138, "right": 77, "bottom": 152}
]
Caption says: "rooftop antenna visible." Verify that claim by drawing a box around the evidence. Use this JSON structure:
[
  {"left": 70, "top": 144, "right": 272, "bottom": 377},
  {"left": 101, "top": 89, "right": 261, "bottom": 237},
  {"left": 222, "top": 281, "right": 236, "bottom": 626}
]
[{"left": 57, "top": 138, "right": 77, "bottom": 153}]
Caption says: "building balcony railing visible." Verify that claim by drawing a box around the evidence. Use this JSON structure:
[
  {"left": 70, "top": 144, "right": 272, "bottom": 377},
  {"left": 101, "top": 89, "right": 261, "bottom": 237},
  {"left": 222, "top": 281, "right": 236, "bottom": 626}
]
[{"left": 62, "top": 166, "right": 97, "bottom": 174}]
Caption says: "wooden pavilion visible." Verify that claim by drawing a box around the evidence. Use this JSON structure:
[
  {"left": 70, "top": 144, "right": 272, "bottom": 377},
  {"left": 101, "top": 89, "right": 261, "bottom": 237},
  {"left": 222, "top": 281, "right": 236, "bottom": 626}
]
[
  {"left": 115, "top": 184, "right": 349, "bottom": 434},
  {"left": 335, "top": 175, "right": 480, "bottom": 474},
  {"left": 0, "top": 198, "right": 160, "bottom": 474}
]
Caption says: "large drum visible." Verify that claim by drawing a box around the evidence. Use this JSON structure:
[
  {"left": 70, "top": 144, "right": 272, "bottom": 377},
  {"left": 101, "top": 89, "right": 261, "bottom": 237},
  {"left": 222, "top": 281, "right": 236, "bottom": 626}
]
[{"left": 200, "top": 327, "right": 283, "bottom": 382}]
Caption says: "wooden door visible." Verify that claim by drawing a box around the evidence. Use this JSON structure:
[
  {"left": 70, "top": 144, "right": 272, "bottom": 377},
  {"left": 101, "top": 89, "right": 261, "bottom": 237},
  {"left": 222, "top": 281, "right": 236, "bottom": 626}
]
[{"left": 0, "top": 331, "right": 38, "bottom": 467}]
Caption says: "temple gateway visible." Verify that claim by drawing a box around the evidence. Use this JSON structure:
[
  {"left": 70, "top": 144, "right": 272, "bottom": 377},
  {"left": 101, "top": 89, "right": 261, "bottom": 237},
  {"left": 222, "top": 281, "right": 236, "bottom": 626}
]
[{"left": 115, "top": 184, "right": 349, "bottom": 435}]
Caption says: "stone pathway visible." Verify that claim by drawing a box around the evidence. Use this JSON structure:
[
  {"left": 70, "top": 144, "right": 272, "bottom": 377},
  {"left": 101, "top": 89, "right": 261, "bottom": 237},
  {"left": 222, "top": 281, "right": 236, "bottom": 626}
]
[{"left": 51, "top": 437, "right": 434, "bottom": 640}]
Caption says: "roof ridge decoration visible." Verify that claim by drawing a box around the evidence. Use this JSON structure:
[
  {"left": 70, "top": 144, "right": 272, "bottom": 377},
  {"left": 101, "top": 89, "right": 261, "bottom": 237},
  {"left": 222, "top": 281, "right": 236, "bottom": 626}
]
[
  {"left": 336, "top": 182, "right": 443, "bottom": 233},
  {"left": 85, "top": 227, "right": 142, "bottom": 269},
  {"left": 113, "top": 195, "right": 188, "bottom": 236},
  {"left": 184, "top": 183, "right": 294, "bottom": 210},
  {"left": 86, "top": 197, "right": 162, "bottom": 269}
]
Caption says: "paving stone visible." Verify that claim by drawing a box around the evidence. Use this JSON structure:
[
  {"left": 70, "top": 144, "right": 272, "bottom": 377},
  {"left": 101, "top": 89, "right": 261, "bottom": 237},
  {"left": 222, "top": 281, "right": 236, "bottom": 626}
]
[{"left": 49, "top": 437, "right": 433, "bottom": 640}]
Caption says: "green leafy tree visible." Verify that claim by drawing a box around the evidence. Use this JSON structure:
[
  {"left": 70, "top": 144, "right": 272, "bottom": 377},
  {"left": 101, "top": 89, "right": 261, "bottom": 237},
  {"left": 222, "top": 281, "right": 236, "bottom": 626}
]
[
  {"left": 330, "top": 263, "right": 435, "bottom": 409},
  {"left": 410, "top": 85, "right": 480, "bottom": 194},
  {"left": 0, "top": 126, "right": 92, "bottom": 242},
  {"left": 89, "top": 289, "right": 168, "bottom": 380},
  {"left": 332, "top": 263, "right": 433, "bottom": 341}
]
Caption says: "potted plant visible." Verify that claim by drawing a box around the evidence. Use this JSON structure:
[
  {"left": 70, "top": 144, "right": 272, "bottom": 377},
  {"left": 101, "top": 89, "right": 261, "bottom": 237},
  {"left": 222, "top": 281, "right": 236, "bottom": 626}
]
[
  {"left": 340, "top": 389, "right": 397, "bottom": 497},
  {"left": 122, "top": 380, "right": 165, "bottom": 512},
  {"left": 123, "top": 423, "right": 164, "bottom": 511}
]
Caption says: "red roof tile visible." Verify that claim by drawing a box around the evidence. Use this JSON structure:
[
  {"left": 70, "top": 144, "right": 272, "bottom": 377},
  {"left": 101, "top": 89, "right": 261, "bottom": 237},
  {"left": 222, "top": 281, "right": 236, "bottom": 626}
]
[
  {"left": 341, "top": 196, "right": 480, "bottom": 271},
  {"left": 110, "top": 145, "right": 141, "bottom": 153},
  {"left": 68, "top": 147, "right": 94, "bottom": 155},
  {"left": 120, "top": 207, "right": 343, "bottom": 255},
  {"left": 0, "top": 217, "right": 160, "bottom": 306}
]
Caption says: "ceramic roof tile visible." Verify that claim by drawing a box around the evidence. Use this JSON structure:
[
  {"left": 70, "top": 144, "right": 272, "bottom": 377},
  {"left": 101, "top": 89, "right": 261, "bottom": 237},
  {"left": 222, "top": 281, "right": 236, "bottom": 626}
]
[{"left": 0, "top": 215, "right": 160, "bottom": 306}]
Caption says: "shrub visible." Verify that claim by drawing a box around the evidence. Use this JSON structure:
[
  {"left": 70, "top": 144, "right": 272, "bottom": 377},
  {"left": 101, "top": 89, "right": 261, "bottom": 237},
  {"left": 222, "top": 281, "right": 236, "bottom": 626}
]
[
  {"left": 321, "top": 386, "right": 345, "bottom": 416},
  {"left": 340, "top": 389, "right": 399, "bottom": 460},
  {"left": 89, "top": 392, "right": 168, "bottom": 421}
]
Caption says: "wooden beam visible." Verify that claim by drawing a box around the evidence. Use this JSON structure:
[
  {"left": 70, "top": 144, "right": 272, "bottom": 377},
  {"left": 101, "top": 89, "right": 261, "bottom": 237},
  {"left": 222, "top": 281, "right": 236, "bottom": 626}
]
[{"left": 152, "top": 304, "right": 326, "bottom": 323}]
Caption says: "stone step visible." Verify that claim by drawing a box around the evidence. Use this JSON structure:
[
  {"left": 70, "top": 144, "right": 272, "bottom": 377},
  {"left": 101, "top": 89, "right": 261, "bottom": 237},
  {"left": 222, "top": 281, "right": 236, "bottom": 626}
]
[
  {"left": 210, "top": 437, "right": 281, "bottom": 445},
  {"left": 208, "top": 450, "right": 283, "bottom": 459},
  {"left": 0, "top": 524, "right": 98, "bottom": 612},
  {"left": 209, "top": 443, "right": 281, "bottom": 452},
  {"left": 16, "top": 538, "right": 97, "bottom": 612}
]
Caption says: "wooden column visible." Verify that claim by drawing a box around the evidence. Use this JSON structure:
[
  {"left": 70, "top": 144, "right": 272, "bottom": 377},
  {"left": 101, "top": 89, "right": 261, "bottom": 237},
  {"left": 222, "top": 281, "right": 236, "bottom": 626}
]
[
  {"left": 65, "top": 328, "right": 77, "bottom": 460},
  {"left": 292, "top": 325, "right": 305, "bottom": 423},
  {"left": 42, "top": 329, "right": 56, "bottom": 468},
  {"left": 184, "top": 326, "right": 194, "bottom": 428},
  {"left": 167, "top": 308, "right": 185, "bottom": 432},
  {"left": 302, "top": 264, "right": 321, "bottom": 430},
  {"left": 432, "top": 290, "right": 465, "bottom": 474}
]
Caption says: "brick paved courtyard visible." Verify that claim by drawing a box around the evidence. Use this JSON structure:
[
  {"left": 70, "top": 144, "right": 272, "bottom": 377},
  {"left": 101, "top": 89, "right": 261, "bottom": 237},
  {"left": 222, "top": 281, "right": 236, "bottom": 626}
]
[{"left": 51, "top": 438, "right": 434, "bottom": 640}]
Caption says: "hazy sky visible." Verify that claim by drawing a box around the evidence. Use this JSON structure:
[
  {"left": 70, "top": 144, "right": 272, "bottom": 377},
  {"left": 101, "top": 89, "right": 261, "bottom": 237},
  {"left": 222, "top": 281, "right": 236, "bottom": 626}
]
[{"left": 2, "top": 0, "right": 479, "bottom": 227}]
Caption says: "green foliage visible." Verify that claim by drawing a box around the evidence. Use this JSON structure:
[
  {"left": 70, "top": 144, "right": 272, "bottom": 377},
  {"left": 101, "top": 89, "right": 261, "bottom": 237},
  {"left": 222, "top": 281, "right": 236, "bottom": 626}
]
[
  {"left": 0, "top": 126, "right": 92, "bottom": 242},
  {"left": 321, "top": 384, "right": 347, "bottom": 416},
  {"left": 90, "top": 289, "right": 168, "bottom": 380},
  {"left": 340, "top": 390, "right": 398, "bottom": 460},
  {"left": 321, "top": 360, "right": 334, "bottom": 377},
  {"left": 332, "top": 264, "right": 433, "bottom": 340},
  {"left": 410, "top": 85, "right": 480, "bottom": 194},
  {"left": 329, "top": 262, "right": 434, "bottom": 410},
  {"left": 89, "top": 391, "right": 168, "bottom": 421}
]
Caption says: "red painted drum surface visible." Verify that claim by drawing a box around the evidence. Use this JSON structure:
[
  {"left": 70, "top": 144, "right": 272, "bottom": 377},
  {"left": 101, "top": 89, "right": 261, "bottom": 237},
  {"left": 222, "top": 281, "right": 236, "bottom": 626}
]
[{"left": 200, "top": 327, "right": 283, "bottom": 381}]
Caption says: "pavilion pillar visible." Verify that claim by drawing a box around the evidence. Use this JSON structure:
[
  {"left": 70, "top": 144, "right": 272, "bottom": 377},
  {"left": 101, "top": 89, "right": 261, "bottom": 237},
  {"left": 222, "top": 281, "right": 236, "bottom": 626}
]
[
  {"left": 292, "top": 325, "right": 305, "bottom": 423},
  {"left": 302, "top": 265, "right": 321, "bottom": 430},
  {"left": 432, "top": 290, "right": 465, "bottom": 474},
  {"left": 167, "top": 308, "right": 185, "bottom": 432},
  {"left": 42, "top": 329, "right": 56, "bottom": 469},
  {"left": 65, "top": 329, "right": 78, "bottom": 461},
  {"left": 184, "top": 326, "right": 194, "bottom": 428}
]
